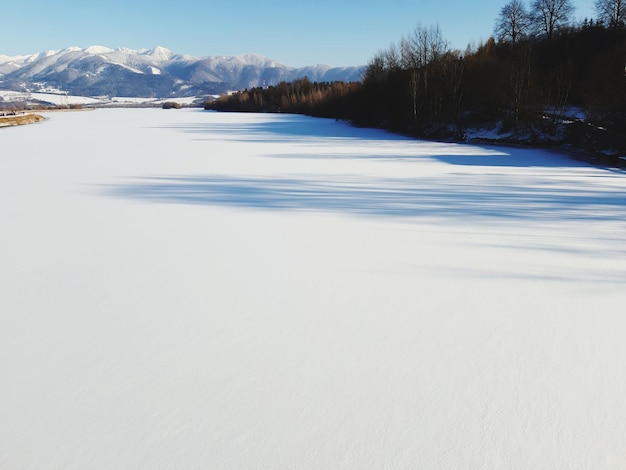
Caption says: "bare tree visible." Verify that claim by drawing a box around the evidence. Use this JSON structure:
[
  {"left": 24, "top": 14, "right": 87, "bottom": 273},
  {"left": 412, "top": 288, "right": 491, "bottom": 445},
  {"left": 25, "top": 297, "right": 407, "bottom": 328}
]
[
  {"left": 382, "top": 43, "right": 401, "bottom": 72},
  {"left": 400, "top": 24, "right": 448, "bottom": 67},
  {"left": 399, "top": 25, "right": 449, "bottom": 121},
  {"left": 531, "top": 0, "right": 575, "bottom": 38},
  {"left": 595, "top": 0, "right": 626, "bottom": 28},
  {"left": 495, "top": 0, "right": 532, "bottom": 44},
  {"left": 363, "top": 43, "right": 402, "bottom": 84},
  {"left": 438, "top": 51, "right": 465, "bottom": 134},
  {"left": 363, "top": 52, "right": 387, "bottom": 84}
]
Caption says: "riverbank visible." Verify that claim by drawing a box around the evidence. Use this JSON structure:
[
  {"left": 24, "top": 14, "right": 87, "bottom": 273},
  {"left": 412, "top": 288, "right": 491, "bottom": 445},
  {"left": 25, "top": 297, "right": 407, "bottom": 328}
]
[
  {"left": 0, "top": 113, "right": 45, "bottom": 128},
  {"left": 401, "top": 117, "right": 626, "bottom": 170}
]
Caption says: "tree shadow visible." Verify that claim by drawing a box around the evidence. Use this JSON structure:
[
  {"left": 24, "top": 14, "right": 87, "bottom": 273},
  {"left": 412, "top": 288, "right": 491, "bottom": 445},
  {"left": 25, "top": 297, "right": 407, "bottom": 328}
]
[
  {"left": 105, "top": 173, "right": 626, "bottom": 223},
  {"left": 432, "top": 151, "right": 590, "bottom": 168},
  {"left": 158, "top": 113, "right": 609, "bottom": 168},
  {"left": 156, "top": 113, "right": 401, "bottom": 144}
]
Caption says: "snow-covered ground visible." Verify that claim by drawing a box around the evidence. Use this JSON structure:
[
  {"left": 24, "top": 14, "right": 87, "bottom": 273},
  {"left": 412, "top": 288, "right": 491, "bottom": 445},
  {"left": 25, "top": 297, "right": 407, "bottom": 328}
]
[
  {"left": 0, "top": 90, "right": 203, "bottom": 107},
  {"left": 1, "top": 109, "right": 625, "bottom": 469},
  {"left": 106, "top": 96, "right": 203, "bottom": 106},
  {"left": 0, "top": 90, "right": 101, "bottom": 106}
]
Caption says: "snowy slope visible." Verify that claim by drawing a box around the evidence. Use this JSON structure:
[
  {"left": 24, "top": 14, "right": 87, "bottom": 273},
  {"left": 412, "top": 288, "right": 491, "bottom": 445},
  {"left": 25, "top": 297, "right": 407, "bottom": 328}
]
[
  {"left": 1, "top": 109, "right": 625, "bottom": 469},
  {"left": 0, "top": 46, "right": 364, "bottom": 97}
]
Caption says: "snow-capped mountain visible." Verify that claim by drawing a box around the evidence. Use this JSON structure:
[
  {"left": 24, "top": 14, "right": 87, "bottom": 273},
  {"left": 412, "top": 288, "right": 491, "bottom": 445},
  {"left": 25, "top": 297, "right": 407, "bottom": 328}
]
[{"left": 0, "top": 46, "right": 364, "bottom": 98}]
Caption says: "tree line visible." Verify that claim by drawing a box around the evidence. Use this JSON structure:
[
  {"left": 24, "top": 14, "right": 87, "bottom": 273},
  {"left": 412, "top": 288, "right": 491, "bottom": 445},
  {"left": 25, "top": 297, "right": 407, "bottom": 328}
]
[
  {"left": 206, "top": 0, "right": 626, "bottom": 155},
  {"left": 207, "top": 79, "right": 360, "bottom": 118}
]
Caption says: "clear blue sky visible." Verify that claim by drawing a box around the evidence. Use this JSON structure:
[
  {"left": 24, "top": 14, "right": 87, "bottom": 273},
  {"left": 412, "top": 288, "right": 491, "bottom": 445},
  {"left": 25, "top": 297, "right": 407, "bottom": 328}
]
[{"left": 3, "top": 0, "right": 595, "bottom": 67}]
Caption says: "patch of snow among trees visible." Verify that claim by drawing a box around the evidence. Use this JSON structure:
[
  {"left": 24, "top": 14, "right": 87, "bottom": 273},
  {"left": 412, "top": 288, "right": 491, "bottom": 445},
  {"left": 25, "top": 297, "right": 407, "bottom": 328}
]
[{"left": 1, "top": 109, "right": 625, "bottom": 469}]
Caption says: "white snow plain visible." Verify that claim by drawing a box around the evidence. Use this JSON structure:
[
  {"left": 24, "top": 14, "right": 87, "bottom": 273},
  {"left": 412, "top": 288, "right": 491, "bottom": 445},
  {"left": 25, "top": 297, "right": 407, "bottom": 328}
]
[
  {"left": 1, "top": 109, "right": 625, "bottom": 469},
  {"left": 0, "top": 90, "right": 202, "bottom": 107}
]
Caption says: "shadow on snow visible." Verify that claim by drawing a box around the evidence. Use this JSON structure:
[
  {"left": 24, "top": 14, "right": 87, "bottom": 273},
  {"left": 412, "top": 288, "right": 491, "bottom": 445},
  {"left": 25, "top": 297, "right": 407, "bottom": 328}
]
[
  {"left": 159, "top": 113, "right": 603, "bottom": 168},
  {"left": 106, "top": 173, "right": 626, "bottom": 223}
]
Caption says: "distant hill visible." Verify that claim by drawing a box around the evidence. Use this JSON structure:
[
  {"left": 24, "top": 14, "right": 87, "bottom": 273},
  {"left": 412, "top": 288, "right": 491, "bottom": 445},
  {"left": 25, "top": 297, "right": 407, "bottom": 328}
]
[{"left": 0, "top": 46, "right": 364, "bottom": 98}]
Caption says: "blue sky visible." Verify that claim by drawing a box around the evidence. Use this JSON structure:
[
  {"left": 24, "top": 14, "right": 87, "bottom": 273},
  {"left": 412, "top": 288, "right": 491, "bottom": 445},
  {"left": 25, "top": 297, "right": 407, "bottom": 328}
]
[{"left": 4, "top": 0, "right": 595, "bottom": 66}]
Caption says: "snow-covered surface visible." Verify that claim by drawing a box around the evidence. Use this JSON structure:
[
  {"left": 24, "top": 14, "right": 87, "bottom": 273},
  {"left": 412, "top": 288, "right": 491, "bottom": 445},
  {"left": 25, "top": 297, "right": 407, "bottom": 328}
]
[
  {"left": 83, "top": 45, "right": 115, "bottom": 55},
  {"left": 108, "top": 96, "right": 201, "bottom": 105},
  {"left": 0, "top": 89, "right": 30, "bottom": 101},
  {"left": 0, "top": 89, "right": 100, "bottom": 105},
  {"left": 0, "top": 90, "right": 203, "bottom": 106},
  {"left": 1, "top": 109, "right": 625, "bottom": 469},
  {"left": 29, "top": 92, "right": 102, "bottom": 105}
]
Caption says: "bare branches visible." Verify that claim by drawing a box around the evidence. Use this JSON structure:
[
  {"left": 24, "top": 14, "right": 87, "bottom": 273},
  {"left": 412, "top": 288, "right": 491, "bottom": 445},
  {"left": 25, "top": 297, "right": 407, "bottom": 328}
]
[
  {"left": 401, "top": 25, "right": 449, "bottom": 68},
  {"left": 495, "top": 0, "right": 532, "bottom": 44},
  {"left": 595, "top": 0, "right": 626, "bottom": 28},
  {"left": 531, "top": 0, "right": 575, "bottom": 38}
]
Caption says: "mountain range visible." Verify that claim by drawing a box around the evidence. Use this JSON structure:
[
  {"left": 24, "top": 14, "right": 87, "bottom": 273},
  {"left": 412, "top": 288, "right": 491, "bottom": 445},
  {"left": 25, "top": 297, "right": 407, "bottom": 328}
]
[{"left": 0, "top": 46, "right": 364, "bottom": 98}]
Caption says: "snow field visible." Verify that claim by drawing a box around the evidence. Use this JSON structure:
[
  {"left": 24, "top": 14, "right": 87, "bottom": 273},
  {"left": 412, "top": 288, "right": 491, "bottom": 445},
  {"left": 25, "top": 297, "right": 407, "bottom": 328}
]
[
  {"left": 1, "top": 109, "right": 625, "bottom": 469},
  {"left": 0, "top": 90, "right": 203, "bottom": 107}
]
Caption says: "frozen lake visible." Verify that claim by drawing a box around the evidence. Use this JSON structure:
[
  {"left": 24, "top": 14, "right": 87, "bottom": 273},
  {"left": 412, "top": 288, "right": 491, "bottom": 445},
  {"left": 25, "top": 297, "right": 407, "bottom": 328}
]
[{"left": 2, "top": 108, "right": 625, "bottom": 468}]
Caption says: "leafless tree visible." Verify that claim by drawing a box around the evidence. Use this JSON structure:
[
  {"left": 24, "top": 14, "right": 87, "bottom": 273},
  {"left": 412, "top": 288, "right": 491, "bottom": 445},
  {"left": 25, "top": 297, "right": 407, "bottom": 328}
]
[
  {"left": 400, "top": 24, "right": 448, "bottom": 68},
  {"left": 531, "top": 0, "right": 575, "bottom": 38},
  {"left": 382, "top": 43, "right": 401, "bottom": 72},
  {"left": 595, "top": 0, "right": 626, "bottom": 28},
  {"left": 495, "top": 0, "right": 532, "bottom": 44},
  {"left": 398, "top": 25, "right": 449, "bottom": 121},
  {"left": 363, "top": 43, "right": 401, "bottom": 84},
  {"left": 363, "top": 52, "right": 387, "bottom": 84}
]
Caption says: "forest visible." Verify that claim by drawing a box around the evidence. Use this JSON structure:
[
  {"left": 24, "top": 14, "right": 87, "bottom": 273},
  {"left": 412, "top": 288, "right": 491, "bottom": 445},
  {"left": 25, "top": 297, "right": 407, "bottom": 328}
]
[{"left": 206, "top": 0, "right": 626, "bottom": 161}]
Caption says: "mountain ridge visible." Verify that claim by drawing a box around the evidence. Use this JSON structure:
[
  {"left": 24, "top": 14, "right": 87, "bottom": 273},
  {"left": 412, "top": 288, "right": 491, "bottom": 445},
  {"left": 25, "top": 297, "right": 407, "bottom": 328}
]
[{"left": 0, "top": 46, "right": 364, "bottom": 98}]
